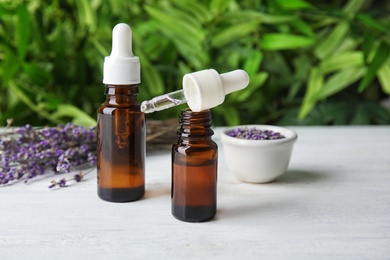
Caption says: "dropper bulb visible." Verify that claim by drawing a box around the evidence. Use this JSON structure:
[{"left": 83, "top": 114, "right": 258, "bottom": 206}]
[
  {"left": 183, "top": 69, "right": 250, "bottom": 112},
  {"left": 220, "top": 70, "right": 250, "bottom": 95},
  {"left": 103, "top": 23, "right": 140, "bottom": 85},
  {"left": 111, "top": 23, "right": 133, "bottom": 58},
  {"left": 140, "top": 69, "right": 250, "bottom": 113}
]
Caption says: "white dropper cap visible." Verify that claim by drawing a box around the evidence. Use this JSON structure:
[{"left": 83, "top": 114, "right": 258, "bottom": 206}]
[
  {"left": 183, "top": 69, "right": 250, "bottom": 112},
  {"left": 103, "top": 23, "right": 140, "bottom": 85}
]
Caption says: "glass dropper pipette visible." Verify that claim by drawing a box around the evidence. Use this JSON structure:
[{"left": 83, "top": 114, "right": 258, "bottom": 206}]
[
  {"left": 140, "top": 69, "right": 250, "bottom": 114},
  {"left": 141, "top": 89, "right": 187, "bottom": 114}
]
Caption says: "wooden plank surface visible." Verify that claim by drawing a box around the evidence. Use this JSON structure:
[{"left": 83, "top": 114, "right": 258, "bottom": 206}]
[{"left": 1, "top": 126, "right": 390, "bottom": 259}]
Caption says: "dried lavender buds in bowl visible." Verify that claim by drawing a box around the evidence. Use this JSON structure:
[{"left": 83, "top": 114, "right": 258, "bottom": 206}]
[
  {"left": 226, "top": 127, "right": 285, "bottom": 140},
  {"left": 220, "top": 125, "right": 297, "bottom": 183}
]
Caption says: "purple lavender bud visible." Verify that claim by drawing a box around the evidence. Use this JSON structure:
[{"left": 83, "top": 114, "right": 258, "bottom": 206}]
[
  {"left": 87, "top": 152, "right": 97, "bottom": 165},
  {"left": 2, "top": 177, "right": 9, "bottom": 184},
  {"left": 74, "top": 172, "right": 83, "bottom": 182},
  {"left": 56, "top": 149, "right": 64, "bottom": 157},
  {"left": 48, "top": 180, "right": 57, "bottom": 189},
  {"left": 80, "top": 144, "right": 89, "bottom": 154},
  {"left": 58, "top": 178, "right": 66, "bottom": 187}
]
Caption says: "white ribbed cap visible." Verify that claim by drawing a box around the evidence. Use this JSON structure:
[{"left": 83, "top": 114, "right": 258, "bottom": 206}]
[
  {"left": 103, "top": 23, "right": 140, "bottom": 85},
  {"left": 183, "top": 69, "right": 250, "bottom": 112}
]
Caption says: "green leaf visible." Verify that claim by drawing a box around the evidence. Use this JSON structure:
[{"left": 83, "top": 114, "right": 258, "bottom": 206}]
[
  {"left": 257, "top": 13, "right": 297, "bottom": 24},
  {"left": 350, "top": 104, "right": 369, "bottom": 125},
  {"left": 16, "top": 5, "right": 31, "bottom": 60},
  {"left": 358, "top": 42, "right": 390, "bottom": 92},
  {"left": 319, "top": 51, "right": 363, "bottom": 73},
  {"left": 225, "top": 51, "right": 241, "bottom": 68},
  {"left": 172, "top": 0, "right": 212, "bottom": 23},
  {"left": 262, "top": 52, "right": 291, "bottom": 78},
  {"left": 243, "top": 51, "right": 263, "bottom": 75},
  {"left": 145, "top": 5, "right": 207, "bottom": 67},
  {"left": 293, "top": 55, "right": 312, "bottom": 81},
  {"left": 5, "top": 85, "right": 20, "bottom": 110},
  {"left": 275, "top": 0, "right": 312, "bottom": 10},
  {"left": 8, "top": 80, "right": 59, "bottom": 123},
  {"left": 136, "top": 49, "right": 165, "bottom": 96},
  {"left": 168, "top": 8, "right": 203, "bottom": 31},
  {"left": 44, "top": 94, "right": 62, "bottom": 110},
  {"left": 210, "top": 0, "right": 232, "bottom": 14},
  {"left": 298, "top": 68, "right": 323, "bottom": 120},
  {"left": 288, "top": 81, "right": 303, "bottom": 102},
  {"left": 141, "top": 63, "right": 165, "bottom": 97},
  {"left": 0, "top": 5, "right": 14, "bottom": 15},
  {"left": 377, "top": 58, "right": 390, "bottom": 94},
  {"left": 108, "top": 0, "right": 120, "bottom": 15},
  {"left": 215, "top": 10, "right": 245, "bottom": 22},
  {"left": 318, "top": 67, "right": 366, "bottom": 99},
  {"left": 288, "top": 55, "right": 312, "bottom": 100},
  {"left": 314, "top": 22, "right": 349, "bottom": 60},
  {"left": 23, "top": 63, "right": 52, "bottom": 86},
  {"left": 364, "top": 102, "right": 390, "bottom": 124},
  {"left": 211, "top": 21, "right": 260, "bottom": 47},
  {"left": 362, "top": 31, "right": 375, "bottom": 63},
  {"left": 90, "top": 38, "right": 109, "bottom": 57},
  {"left": 356, "top": 13, "right": 388, "bottom": 33},
  {"left": 261, "top": 33, "right": 315, "bottom": 51},
  {"left": 233, "top": 72, "right": 268, "bottom": 102},
  {"left": 75, "top": 0, "right": 97, "bottom": 31},
  {"left": 291, "top": 19, "right": 315, "bottom": 37},
  {"left": 219, "top": 11, "right": 296, "bottom": 24},
  {"left": 307, "top": 68, "right": 323, "bottom": 101},
  {"left": 343, "top": 0, "right": 365, "bottom": 14},
  {"left": 334, "top": 37, "right": 358, "bottom": 54},
  {"left": 0, "top": 49, "right": 20, "bottom": 88},
  {"left": 51, "top": 104, "right": 96, "bottom": 127},
  {"left": 145, "top": 6, "right": 204, "bottom": 43},
  {"left": 215, "top": 105, "right": 240, "bottom": 126}
]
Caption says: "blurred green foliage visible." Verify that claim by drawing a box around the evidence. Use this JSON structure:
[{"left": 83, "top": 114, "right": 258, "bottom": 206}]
[{"left": 0, "top": 0, "right": 389, "bottom": 126}]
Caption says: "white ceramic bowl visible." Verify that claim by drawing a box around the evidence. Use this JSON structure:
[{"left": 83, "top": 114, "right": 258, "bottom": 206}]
[{"left": 220, "top": 125, "right": 297, "bottom": 183}]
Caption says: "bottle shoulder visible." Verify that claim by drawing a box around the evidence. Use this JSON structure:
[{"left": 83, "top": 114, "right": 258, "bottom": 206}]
[
  {"left": 173, "top": 141, "right": 218, "bottom": 154},
  {"left": 98, "top": 104, "right": 141, "bottom": 114},
  {"left": 172, "top": 143, "right": 218, "bottom": 165}
]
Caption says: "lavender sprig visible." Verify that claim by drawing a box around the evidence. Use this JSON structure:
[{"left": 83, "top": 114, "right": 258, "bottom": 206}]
[
  {"left": 226, "top": 127, "right": 285, "bottom": 140},
  {"left": 49, "top": 167, "right": 94, "bottom": 189},
  {"left": 0, "top": 123, "right": 96, "bottom": 186}
]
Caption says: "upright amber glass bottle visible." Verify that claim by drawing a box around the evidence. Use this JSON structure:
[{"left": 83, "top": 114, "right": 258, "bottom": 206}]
[
  {"left": 97, "top": 85, "right": 145, "bottom": 202},
  {"left": 97, "top": 23, "right": 145, "bottom": 202},
  {"left": 172, "top": 108, "right": 218, "bottom": 222}
]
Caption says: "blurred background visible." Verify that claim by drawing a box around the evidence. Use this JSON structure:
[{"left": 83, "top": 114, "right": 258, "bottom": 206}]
[{"left": 0, "top": 0, "right": 389, "bottom": 127}]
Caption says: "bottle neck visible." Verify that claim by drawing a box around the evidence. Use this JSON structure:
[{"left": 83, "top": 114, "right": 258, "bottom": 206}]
[
  {"left": 104, "top": 84, "right": 139, "bottom": 106},
  {"left": 178, "top": 108, "right": 214, "bottom": 143}
]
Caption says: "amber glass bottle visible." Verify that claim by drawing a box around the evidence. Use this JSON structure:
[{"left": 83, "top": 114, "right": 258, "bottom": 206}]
[
  {"left": 172, "top": 108, "right": 218, "bottom": 222},
  {"left": 97, "top": 84, "right": 145, "bottom": 202}
]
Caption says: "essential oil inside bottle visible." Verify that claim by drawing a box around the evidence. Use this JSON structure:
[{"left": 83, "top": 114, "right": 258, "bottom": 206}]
[
  {"left": 97, "top": 88, "right": 145, "bottom": 202},
  {"left": 171, "top": 108, "right": 218, "bottom": 222}
]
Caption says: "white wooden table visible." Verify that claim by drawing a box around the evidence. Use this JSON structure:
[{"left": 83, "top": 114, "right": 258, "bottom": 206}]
[{"left": 1, "top": 126, "right": 390, "bottom": 259}]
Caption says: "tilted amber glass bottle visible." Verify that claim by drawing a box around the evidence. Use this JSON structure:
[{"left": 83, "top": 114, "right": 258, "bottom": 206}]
[
  {"left": 172, "top": 108, "right": 218, "bottom": 222},
  {"left": 97, "top": 84, "right": 145, "bottom": 202}
]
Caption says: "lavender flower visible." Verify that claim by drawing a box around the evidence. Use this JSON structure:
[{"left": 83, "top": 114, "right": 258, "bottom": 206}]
[
  {"left": 0, "top": 123, "right": 96, "bottom": 186},
  {"left": 226, "top": 127, "right": 285, "bottom": 140},
  {"left": 49, "top": 168, "right": 93, "bottom": 189}
]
